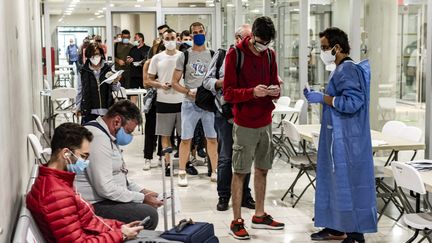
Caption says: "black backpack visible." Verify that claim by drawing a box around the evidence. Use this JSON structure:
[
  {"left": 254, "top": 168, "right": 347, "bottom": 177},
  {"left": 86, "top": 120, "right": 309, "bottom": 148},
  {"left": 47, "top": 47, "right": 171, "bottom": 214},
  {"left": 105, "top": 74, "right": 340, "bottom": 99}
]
[{"left": 195, "top": 47, "right": 272, "bottom": 114}]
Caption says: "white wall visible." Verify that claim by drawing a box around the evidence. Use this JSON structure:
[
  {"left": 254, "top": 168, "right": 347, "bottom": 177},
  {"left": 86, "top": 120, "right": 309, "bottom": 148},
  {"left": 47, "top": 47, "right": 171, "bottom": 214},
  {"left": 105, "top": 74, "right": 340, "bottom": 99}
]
[
  {"left": 113, "top": 13, "right": 156, "bottom": 47},
  {"left": 0, "top": 0, "right": 43, "bottom": 241}
]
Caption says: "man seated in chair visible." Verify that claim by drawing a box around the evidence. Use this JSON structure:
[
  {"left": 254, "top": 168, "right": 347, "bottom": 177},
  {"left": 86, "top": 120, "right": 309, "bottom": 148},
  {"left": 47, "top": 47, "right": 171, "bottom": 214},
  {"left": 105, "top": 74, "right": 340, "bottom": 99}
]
[
  {"left": 75, "top": 100, "right": 163, "bottom": 229},
  {"left": 26, "top": 123, "right": 143, "bottom": 242}
]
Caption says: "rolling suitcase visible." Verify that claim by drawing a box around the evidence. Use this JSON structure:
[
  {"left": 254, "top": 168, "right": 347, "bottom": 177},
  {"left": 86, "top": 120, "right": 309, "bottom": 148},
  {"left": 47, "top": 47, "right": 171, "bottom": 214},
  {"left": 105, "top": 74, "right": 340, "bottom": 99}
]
[{"left": 159, "top": 148, "right": 219, "bottom": 243}]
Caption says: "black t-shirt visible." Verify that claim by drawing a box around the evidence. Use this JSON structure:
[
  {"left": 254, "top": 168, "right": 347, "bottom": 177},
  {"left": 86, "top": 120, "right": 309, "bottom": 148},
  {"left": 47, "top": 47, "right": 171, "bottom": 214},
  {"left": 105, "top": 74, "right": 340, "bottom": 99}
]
[{"left": 129, "top": 45, "right": 150, "bottom": 78}]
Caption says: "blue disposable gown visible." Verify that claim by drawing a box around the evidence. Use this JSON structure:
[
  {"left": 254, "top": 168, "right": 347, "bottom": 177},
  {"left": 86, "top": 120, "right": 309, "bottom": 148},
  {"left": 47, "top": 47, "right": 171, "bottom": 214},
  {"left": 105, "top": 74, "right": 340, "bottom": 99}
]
[{"left": 314, "top": 59, "right": 377, "bottom": 233}]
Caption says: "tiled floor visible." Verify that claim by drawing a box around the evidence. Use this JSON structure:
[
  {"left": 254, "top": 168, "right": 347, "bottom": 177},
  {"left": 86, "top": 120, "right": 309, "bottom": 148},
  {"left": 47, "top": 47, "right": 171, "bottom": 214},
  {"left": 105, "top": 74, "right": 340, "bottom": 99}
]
[{"left": 121, "top": 131, "right": 419, "bottom": 243}]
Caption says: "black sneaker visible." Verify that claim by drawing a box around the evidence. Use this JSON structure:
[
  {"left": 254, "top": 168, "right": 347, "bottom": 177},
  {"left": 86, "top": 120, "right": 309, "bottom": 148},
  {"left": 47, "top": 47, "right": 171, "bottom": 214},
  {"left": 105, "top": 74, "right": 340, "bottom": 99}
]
[
  {"left": 165, "top": 164, "right": 171, "bottom": 177},
  {"left": 217, "top": 197, "right": 229, "bottom": 211},
  {"left": 241, "top": 197, "right": 256, "bottom": 209},
  {"left": 311, "top": 228, "right": 346, "bottom": 241},
  {"left": 185, "top": 161, "right": 198, "bottom": 175},
  {"left": 198, "top": 148, "right": 206, "bottom": 158}
]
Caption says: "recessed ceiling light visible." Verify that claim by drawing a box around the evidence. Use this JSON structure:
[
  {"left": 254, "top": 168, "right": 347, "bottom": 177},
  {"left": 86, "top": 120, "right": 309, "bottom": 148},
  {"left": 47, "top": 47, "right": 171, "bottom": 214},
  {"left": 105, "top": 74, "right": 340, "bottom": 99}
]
[{"left": 110, "top": 3, "right": 115, "bottom": 7}]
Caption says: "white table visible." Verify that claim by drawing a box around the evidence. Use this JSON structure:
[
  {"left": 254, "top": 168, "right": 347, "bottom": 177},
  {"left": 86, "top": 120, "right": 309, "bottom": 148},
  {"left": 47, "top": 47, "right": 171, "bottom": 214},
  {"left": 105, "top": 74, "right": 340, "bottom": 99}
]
[
  {"left": 125, "top": 89, "right": 147, "bottom": 134},
  {"left": 296, "top": 124, "right": 425, "bottom": 157}
]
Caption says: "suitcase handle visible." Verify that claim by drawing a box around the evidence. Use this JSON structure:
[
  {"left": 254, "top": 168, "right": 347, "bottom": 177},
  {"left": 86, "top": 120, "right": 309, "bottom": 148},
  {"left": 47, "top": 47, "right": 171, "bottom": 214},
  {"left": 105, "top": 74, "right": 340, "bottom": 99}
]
[{"left": 175, "top": 218, "right": 194, "bottom": 232}]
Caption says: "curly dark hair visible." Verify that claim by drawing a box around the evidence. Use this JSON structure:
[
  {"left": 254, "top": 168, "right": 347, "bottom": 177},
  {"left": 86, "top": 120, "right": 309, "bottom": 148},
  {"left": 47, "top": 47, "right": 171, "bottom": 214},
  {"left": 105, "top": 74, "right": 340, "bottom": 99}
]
[
  {"left": 252, "top": 16, "right": 276, "bottom": 42},
  {"left": 51, "top": 123, "right": 93, "bottom": 155},
  {"left": 105, "top": 100, "right": 143, "bottom": 125},
  {"left": 319, "top": 27, "right": 351, "bottom": 54}
]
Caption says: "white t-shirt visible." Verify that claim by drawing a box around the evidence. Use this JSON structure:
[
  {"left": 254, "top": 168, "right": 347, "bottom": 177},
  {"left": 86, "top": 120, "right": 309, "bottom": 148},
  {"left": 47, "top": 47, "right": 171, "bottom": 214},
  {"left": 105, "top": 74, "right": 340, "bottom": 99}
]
[{"left": 148, "top": 51, "right": 184, "bottom": 104}]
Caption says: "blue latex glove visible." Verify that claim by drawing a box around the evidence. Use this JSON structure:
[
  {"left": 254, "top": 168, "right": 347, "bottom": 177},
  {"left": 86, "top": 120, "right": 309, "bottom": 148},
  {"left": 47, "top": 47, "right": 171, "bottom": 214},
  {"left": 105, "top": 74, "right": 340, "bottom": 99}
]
[
  {"left": 303, "top": 87, "right": 315, "bottom": 97},
  {"left": 305, "top": 91, "right": 324, "bottom": 104}
]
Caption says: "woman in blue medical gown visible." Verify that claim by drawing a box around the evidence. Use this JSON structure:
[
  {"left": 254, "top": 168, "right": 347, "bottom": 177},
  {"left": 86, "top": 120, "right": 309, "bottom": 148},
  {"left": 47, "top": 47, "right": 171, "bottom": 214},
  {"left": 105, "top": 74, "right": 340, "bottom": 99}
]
[{"left": 304, "top": 27, "right": 377, "bottom": 243}]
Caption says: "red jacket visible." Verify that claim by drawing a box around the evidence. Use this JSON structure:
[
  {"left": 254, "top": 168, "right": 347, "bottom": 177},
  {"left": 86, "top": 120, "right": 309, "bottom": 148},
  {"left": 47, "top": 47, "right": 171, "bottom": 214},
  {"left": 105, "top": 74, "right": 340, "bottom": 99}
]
[
  {"left": 26, "top": 166, "right": 124, "bottom": 243},
  {"left": 223, "top": 36, "right": 279, "bottom": 128}
]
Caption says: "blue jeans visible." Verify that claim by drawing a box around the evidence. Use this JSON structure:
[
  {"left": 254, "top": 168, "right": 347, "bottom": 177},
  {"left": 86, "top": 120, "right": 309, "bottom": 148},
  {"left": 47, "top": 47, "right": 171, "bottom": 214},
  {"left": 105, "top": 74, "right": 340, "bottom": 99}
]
[{"left": 214, "top": 111, "right": 252, "bottom": 200}]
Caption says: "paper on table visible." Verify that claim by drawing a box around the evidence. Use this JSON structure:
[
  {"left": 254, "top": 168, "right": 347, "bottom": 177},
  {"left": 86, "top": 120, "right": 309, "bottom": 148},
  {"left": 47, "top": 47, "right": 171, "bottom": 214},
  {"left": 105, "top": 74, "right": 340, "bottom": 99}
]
[
  {"left": 99, "top": 70, "right": 124, "bottom": 86},
  {"left": 407, "top": 161, "right": 432, "bottom": 171},
  {"left": 372, "top": 139, "right": 387, "bottom": 147}
]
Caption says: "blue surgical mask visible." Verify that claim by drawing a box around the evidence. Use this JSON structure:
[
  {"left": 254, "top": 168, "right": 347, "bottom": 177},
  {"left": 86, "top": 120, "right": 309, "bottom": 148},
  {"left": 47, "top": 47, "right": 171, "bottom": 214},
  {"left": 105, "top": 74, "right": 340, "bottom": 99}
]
[
  {"left": 122, "top": 38, "right": 130, "bottom": 44},
  {"left": 193, "top": 34, "right": 206, "bottom": 46},
  {"left": 183, "top": 41, "right": 193, "bottom": 47},
  {"left": 116, "top": 127, "right": 133, "bottom": 146},
  {"left": 133, "top": 40, "right": 139, "bottom": 46},
  {"left": 66, "top": 151, "right": 89, "bottom": 174}
]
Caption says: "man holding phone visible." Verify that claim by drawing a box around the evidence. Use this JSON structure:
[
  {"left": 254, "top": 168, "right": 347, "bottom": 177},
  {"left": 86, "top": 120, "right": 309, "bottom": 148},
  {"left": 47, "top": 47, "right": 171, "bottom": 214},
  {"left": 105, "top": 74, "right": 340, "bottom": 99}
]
[
  {"left": 146, "top": 28, "right": 183, "bottom": 173},
  {"left": 223, "top": 16, "right": 285, "bottom": 239}
]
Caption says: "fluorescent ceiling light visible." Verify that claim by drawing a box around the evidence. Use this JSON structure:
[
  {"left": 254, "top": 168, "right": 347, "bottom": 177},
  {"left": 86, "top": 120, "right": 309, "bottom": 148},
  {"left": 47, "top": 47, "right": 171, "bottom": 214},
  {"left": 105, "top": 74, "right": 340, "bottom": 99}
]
[
  {"left": 251, "top": 9, "right": 260, "bottom": 13},
  {"left": 226, "top": 3, "right": 234, "bottom": 7},
  {"left": 110, "top": 3, "right": 115, "bottom": 7},
  {"left": 98, "top": 10, "right": 103, "bottom": 13},
  {"left": 190, "top": 4, "right": 196, "bottom": 7},
  {"left": 134, "top": 4, "right": 141, "bottom": 7},
  {"left": 95, "top": 12, "right": 100, "bottom": 15},
  {"left": 67, "top": 7, "right": 74, "bottom": 11},
  {"left": 72, "top": 0, "right": 80, "bottom": 3},
  {"left": 102, "top": 7, "right": 106, "bottom": 10},
  {"left": 137, "top": 0, "right": 144, "bottom": 2},
  {"left": 205, "top": 0, "right": 213, "bottom": 2},
  {"left": 97, "top": 15, "right": 104, "bottom": 18},
  {"left": 209, "top": 3, "right": 215, "bottom": 6},
  {"left": 65, "top": 12, "right": 72, "bottom": 15}
]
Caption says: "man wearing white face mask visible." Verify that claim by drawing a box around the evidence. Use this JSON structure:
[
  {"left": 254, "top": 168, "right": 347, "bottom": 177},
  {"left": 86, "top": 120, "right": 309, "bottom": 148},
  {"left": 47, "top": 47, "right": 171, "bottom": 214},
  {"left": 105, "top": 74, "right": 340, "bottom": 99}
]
[
  {"left": 145, "top": 29, "right": 183, "bottom": 173},
  {"left": 77, "top": 43, "right": 121, "bottom": 125},
  {"left": 76, "top": 100, "right": 162, "bottom": 228},
  {"left": 304, "top": 27, "right": 376, "bottom": 243},
  {"left": 27, "top": 123, "right": 144, "bottom": 242},
  {"left": 224, "top": 16, "right": 284, "bottom": 240}
]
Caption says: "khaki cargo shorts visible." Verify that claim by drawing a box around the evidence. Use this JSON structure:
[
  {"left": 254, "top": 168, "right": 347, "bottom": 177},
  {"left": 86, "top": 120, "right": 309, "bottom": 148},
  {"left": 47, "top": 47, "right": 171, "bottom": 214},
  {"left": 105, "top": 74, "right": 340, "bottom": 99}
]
[{"left": 232, "top": 123, "right": 274, "bottom": 174}]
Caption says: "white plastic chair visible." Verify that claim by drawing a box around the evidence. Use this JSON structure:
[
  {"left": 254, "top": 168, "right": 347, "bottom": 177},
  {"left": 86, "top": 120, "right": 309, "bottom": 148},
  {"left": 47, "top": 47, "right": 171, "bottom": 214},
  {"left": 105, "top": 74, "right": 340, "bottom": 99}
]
[
  {"left": 32, "top": 114, "right": 50, "bottom": 147},
  {"left": 391, "top": 162, "right": 432, "bottom": 243},
  {"left": 289, "top": 99, "right": 305, "bottom": 123},
  {"left": 398, "top": 125, "right": 423, "bottom": 162},
  {"left": 382, "top": 120, "right": 407, "bottom": 137},
  {"left": 378, "top": 97, "right": 396, "bottom": 120},
  {"left": 28, "top": 134, "right": 50, "bottom": 164},
  {"left": 50, "top": 87, "right": 78, "bottom": 127},
  {"left": 277, "top": 96, "right": 291, "bottom": 106},
  {"left": 281, "top": 120, "right": 316, "bottom": 208}
]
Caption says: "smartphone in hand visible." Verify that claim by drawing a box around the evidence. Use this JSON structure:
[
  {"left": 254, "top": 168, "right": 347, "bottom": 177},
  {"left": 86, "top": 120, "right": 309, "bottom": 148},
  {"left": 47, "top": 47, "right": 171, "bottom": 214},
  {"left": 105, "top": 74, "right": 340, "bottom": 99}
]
[
  {"left": 267, "top": 85, "right": 278, "bottom": 90},
  {"left": 138, "top": 216, "right": 151, "bottom": 227}
]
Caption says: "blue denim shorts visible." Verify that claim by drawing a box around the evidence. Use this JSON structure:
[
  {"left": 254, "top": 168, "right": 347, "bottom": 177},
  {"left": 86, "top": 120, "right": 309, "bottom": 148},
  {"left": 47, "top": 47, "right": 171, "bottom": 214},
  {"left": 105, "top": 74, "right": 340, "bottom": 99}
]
[{"left": 181, "top": 100, "right": 216, "bottom": 140}]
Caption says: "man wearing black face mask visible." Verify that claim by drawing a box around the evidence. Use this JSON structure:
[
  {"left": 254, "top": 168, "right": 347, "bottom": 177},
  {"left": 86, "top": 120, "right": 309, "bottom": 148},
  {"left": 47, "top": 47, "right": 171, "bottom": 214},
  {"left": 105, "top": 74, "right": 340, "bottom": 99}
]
[{"left": 75, "top": 100, "right": 162, "bottom": 228}]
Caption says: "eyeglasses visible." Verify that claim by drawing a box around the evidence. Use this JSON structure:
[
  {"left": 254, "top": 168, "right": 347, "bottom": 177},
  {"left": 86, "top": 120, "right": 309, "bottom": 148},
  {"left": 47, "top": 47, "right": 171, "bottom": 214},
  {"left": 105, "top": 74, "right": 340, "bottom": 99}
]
[{"left": 320, "top": 45, "right": 333, "bottom": 51}]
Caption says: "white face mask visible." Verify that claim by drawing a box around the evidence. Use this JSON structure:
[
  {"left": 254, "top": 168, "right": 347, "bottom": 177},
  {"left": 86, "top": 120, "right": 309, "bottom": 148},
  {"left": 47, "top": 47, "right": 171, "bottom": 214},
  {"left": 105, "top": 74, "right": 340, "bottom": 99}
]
[
  {"left": 254, "top": 41, "right": 269, "bottom": 52},
  {"left": 90, "top": 55, "right": 101, "bottom": 66},
  {"left": 116, "top": 37, "right": 122, "bottom": 42},
  {"left": 164, "top": 40, "right": 177, "bottom": 51},
  {"left": 320, "top": 47, "right": 336, "bottom": 65}
]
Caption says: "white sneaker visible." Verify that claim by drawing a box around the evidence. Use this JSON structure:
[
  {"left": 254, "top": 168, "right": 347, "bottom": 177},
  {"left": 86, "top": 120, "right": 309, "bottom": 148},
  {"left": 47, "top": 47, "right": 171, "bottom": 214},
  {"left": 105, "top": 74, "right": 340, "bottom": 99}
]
[
  {"left": 143, "top": 159, "right": 151, "bottom": 171},
  {"left": 178, "top": 171, "right": 188, "bottom": 187},
  {"left": 150, "top": 159, "right": 159, "bottom": 168},
  {"left": 211, "top": 172, "right": 217, "bottom": 182}
]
